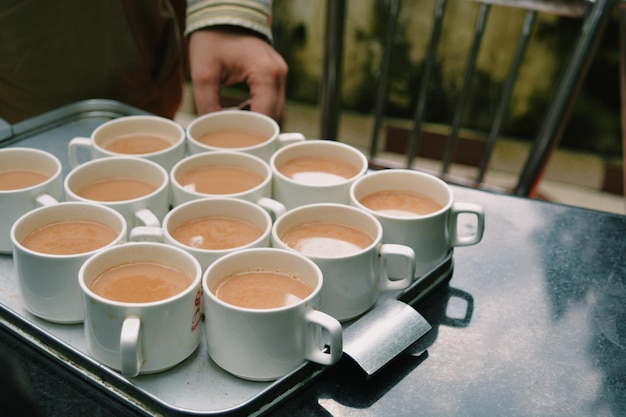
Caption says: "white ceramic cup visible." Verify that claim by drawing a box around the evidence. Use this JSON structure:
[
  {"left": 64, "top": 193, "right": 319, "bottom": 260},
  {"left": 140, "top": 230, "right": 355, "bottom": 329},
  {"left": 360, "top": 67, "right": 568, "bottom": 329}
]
[
  {"left": 271, "top": 203, "right": 416, "bottom": 321},
  {"left": 130, "top": 197, "right": 272, "bottom": 271},
  {"left": 67, "top": 115, "right": 186, "bottom": 171},
  {"left": 350, "top": 169, "right": 485, "bottom": 277},
  {"left": 64, "top": 156, "right": 170, "bottom": 229},
  {"left": 79, "top": 242, "right": 203, "bottom": 377},
  {"left": 170, "top": 151, "right": 285, "bottom": 219},
  {"left": 270, "top": 140, "right": 369, "bottom": 210},
  {"left": 203, "top": 248, "right": 343, "bottom": 381},
  {"left": 11, "top": 202, "right": 127, "bottom": 323},
  {"left": 0, "top": 148, "right": 63, "bottom": 254},
  {"left": 186, "top": 109, "right": 305, "bottom": 161}
]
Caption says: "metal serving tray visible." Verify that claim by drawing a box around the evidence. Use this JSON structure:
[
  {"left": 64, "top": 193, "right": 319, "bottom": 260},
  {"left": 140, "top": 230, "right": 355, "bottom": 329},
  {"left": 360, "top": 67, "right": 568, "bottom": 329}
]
[{"left": 0, "top": 100, "right": 454, "bottom": 416}]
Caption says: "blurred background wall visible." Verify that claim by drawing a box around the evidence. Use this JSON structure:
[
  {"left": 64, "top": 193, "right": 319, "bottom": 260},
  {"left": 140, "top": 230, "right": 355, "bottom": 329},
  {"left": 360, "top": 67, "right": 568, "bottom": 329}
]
[{"left": 268, "top": 0, "right": 622, "bottom": 173}]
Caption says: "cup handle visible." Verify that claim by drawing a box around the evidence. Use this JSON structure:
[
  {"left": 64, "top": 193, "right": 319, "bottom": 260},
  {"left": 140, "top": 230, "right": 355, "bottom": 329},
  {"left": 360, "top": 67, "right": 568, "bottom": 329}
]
[
  {"left": 129, "top": 226, "right": 164, "bottom": 243},
  {"left": 256, "top": 197, "right": 286, "bottom": 221},
  {"left": 35, "top": 193, "right": 59, "bottom": 207},
  {"left": 120, "top": 316, "right": 142, "bottom": 377},
  {"left": 134, "top": 208, "right": 161, "bottom": 228},
  {"left": 378, "top": 243, "right": 416, "bottom": 291},
  {"left": 67, "top": 137, "right": 92, "bottom": 168},
  {"left": 304, "top": 309, "right": 343, "bottom": 366},
  {"left": 277, "top": 132, "right": 306, "bottom": 147},
  {"left": 450, "top": 202, "right": 485, "bottom": 247}
]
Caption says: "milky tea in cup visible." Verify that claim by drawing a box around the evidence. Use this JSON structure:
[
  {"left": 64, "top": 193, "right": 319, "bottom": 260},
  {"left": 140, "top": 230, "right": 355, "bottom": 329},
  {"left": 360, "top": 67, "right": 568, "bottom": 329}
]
[
  {"left": 186, "top": 110, "right": 305, "bottom": 162},
  {"left": 64, "top": 157, "right": 170, "bottom": 228},
  {"left": 270, "top": 140, "right": 368, "bottom": 210},
  {"left": 130, "top": 198, "right": 273, "bottom": 273},
  {"left": 0, "top": 147, "right": 63, "bottom": 254},
  {"left": 170, "top": 152, "right": 285, "bottom": 220},
  {"left": 80, "top": 242, "right": 202, "bottom": 376},
  {"left": 202, "top": 248, "right": 342, "bottom": 381},
  {"left": 11, "top": 202, "right": 127, "bottom": 323},
  {"left": 67, "top": 115, "right": 186, "bottom": 171},
  {"left": 350, "top": 169, "right": 485, "bottom": 278},
  {"left": 272, "top": 203, "right": 415, "bottom": 321}
]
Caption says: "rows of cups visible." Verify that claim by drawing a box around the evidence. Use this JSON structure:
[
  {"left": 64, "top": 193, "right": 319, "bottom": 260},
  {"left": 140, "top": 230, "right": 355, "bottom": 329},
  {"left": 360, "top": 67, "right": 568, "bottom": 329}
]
[{"left": 0, "top": 110, "right": 485, "bottom": 381}]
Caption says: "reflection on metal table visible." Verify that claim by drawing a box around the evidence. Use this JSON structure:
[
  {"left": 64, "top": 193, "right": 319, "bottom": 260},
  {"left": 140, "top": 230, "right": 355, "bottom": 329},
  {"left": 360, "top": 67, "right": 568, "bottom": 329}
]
[{"left": 271, "top": 186, "right": 626, "bottom": 417}]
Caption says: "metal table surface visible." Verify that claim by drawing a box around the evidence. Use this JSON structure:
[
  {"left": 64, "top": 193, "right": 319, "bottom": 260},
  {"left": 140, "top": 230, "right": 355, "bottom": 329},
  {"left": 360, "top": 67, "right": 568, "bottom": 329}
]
[{"left": 2, "top": 183, "right": 625, "bottom": 416}]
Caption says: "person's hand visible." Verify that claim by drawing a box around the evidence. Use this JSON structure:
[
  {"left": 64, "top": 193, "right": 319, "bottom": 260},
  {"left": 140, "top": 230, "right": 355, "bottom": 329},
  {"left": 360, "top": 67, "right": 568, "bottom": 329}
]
[{"left": 188, "top": 27, "right": 288, "bottom": 124}]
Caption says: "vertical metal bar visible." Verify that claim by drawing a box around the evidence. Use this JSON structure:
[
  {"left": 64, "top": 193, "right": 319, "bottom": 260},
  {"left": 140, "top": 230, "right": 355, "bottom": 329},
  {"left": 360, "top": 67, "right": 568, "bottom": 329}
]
[
  {"left": 475, "top": 9, "right": 536, "bottom": 184},
  {"left": 441, "top": 2, "right": 491, "bottom": 174},
  {"left": 618, "top": 0, "right": 626, "bottom": 198},
  {"left": 369, "top": 0, "right": 401, "bottom": 160},
  {"left": 320, "top": 0, "right": 346, "bottom": 141},
  {"left": 405, "top": 0, "right": 448, "bottom": 168},
  {"left": 514, "top": 0, "right": 615, "bottom": 196}
]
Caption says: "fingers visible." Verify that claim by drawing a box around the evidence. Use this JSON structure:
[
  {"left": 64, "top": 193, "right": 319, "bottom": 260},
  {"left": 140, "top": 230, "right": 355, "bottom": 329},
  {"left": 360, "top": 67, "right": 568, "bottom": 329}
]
[
  {"left": 189, "top": 37, "right": 221, "bottom": 114},
  {"left": 188, "top": 31, "right": 223, "bottom": 115},
  {"left": 248, "top": 54, "right": 288, "bottom": 124},
  {"left": 188, "top": 28, "right": 288, "bottom": 124}
]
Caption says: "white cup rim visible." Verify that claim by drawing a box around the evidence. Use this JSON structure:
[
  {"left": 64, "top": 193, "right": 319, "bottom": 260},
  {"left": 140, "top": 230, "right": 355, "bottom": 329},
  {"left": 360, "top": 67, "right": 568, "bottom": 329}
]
[
  {"left": 162, "top": 197, "right": 273, "bottom": 254},
  {"left": 350, "top": 169, "right": 453, "bottom": 219},
  {"left": 10, "top": 201, "right": 127, "bottom": 259},
  {"left": 0, "top": 147, "right": 62, "bottom": 194},
  {"left": 170, "top": 151, "right": 272, "bottom": 198},
  {"left": 90, "top": 115, "right": 185, "bottom": 157},
  {"left": 186, "top": 110, "right": 279, "bottom": 152},
  {"left": 202, "top": 247, "right": 323, "bottom": 313},
  {"left": 64, "top": 156, "right": 169, "bottom": 205},
  {"left": 79, "top": 242, "right": 202, "bottom": 307},
  {"left": 270, "top": 140, "right": 369, "bottom": 188},
  {"left": 272, "top": 203, "right": 382, "bottom": 259}
]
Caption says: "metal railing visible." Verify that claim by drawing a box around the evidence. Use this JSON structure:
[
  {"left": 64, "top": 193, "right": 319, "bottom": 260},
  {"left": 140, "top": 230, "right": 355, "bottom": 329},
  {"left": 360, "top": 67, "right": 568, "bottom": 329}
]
[
  {"left": 320, "top": 0, "right": 615, "bottom": 197},
  {"left": 618, "top": 0, "right": 626, "bottom": 196}
]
